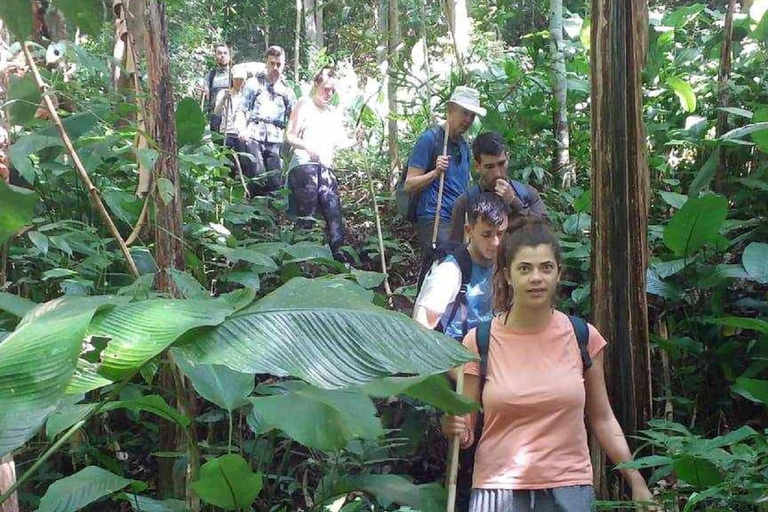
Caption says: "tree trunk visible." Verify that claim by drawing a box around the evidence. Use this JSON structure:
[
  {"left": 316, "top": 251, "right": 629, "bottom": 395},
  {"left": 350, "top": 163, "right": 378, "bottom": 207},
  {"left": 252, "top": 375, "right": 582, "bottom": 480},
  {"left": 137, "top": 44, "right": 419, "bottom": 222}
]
[
  {"left": 316, "top": 0, "right": 324, "bottom": 50},
  {"left": 420, "top": 0, "right": 433, "bottom": 121},
  {"left": 444, "top": 0, "right": 470, "bottom": 76},
  {"left": 387, "top": 0, "right": 400, "bottom": 188},
  {"left": 31, "top": 0, "right": 50, "bottom": 42},
  {"left": 589, "top": 0, "right": 651, "bottom": 500},
  {"left": 550, "top": 0, "right": 572, "bottom": 187},
  {"left": 294, "top": 0, "right": 301, "bottom": 79},
  {"left": 142, "top": 1, "right": 194, "bottom": 505},
  {"left": 303, "top": 0, "right": 317, "bottom": 65},
  {"left": 714, "top": 0, "right": 736, "bottom": 193}
]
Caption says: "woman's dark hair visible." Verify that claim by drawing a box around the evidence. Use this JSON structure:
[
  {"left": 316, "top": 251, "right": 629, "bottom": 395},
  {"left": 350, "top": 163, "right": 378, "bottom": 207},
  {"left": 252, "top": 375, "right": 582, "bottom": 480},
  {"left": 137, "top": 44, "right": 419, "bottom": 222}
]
[
  {"left": 313, "top": 66, "right": 336, "bottom": 86},
  {"left": 467, "top": 192, "right": 509, "bottom": 227},
  {"left": 493, "top": 217, "right": 563, "bottom": 311},
  {"left": 472, "top": 131, "right": 506, "bottom": 162}
]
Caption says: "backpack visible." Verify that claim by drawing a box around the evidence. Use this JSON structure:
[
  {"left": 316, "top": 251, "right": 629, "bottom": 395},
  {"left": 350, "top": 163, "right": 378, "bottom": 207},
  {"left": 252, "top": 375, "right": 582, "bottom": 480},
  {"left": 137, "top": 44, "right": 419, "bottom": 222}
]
[
  {"left": 416, "top": 241, "right": 474, "bottom": 338},
  {"left": 465, "top": 179, "right": 533, "bottom": 209},
  {"left": 396, "top": 125, "right": 446, "bottom": 223}
]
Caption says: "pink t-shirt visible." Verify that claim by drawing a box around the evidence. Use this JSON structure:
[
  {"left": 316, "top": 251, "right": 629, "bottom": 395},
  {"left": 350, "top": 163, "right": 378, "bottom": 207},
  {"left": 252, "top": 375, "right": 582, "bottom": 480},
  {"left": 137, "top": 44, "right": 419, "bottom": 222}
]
[{"left": 462, "top": 311, "right": 607, "bottom": 490}]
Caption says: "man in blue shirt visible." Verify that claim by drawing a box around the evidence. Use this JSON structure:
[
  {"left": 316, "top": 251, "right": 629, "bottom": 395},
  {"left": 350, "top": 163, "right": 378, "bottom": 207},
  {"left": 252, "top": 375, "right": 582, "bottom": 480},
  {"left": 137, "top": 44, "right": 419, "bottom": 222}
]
[{"left": 404, "top": 86, "right": 486, "bottom": 253}]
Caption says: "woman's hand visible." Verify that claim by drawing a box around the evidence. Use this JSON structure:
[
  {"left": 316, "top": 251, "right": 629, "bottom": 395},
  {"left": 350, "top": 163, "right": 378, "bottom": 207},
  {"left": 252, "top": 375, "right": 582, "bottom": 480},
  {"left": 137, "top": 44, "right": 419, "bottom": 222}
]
[
  {"left": 440, "top": 414, "right": 468, "bottom": 438},
  {"left": 630, "top": 480, "right": 658, "bottom": 510}
]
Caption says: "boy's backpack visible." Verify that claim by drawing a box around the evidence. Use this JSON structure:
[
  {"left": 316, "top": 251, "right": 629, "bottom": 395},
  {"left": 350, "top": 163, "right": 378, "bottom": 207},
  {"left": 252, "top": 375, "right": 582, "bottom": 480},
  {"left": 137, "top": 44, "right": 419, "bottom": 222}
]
[
  {"left": 416, "top": 240, "right": 473, "bottom": 338},
  {"left": 396, "top": 125, "right": 446, "bottom": 223},
  {"left": 465, "top": 180, "right": 533, "bottom": 209},
  {"left": 475, "top": 314, "right": 593, "bottom": 384}
]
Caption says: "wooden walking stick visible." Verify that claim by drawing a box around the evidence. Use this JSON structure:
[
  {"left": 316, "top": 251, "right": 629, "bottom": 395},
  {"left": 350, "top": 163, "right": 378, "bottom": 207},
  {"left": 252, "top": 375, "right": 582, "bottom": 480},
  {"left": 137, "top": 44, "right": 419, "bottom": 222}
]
[
  {"left": 447, "top": 368, "right": 465, "bottom": 512},
  {"left": 430, "top": 120, "right": 451, "bottom": 245}
]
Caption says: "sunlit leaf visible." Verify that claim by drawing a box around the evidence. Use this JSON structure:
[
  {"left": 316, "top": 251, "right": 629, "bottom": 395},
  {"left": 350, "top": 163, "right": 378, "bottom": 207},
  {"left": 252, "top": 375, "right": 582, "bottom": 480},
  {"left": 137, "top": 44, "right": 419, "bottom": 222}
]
[{"left": 666, "top": 77, "right": 696, "bottom": 113}]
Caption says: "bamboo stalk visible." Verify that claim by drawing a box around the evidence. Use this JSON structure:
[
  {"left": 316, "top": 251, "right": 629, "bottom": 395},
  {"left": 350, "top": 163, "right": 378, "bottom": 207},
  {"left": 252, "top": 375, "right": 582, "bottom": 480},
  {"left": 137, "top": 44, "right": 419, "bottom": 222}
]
[
  {"left": 446, "top": 368, "right": 465, "bottom": 512},
  {"left": 366, "top": 163, "right": 393, "bottom": 298},
  {"left": 430, "top": 120, "right": 450, "bottom": 245},
  {"left": 22, "top": 43, "right": 140, "bottom": 278}
]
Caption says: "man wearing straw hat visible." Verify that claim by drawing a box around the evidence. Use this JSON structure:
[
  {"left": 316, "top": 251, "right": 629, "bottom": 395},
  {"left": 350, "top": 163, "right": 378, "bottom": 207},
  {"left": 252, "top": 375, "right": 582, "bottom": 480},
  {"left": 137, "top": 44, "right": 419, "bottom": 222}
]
[{"left": 404, "top": 86, "right": 486, "bottom": 254}]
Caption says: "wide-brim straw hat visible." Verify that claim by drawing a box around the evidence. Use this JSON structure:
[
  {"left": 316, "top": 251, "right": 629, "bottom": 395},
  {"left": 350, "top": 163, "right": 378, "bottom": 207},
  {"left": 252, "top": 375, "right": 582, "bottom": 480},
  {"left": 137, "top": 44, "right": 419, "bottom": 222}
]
[{"left": 448, "top": 86, "right": 486, "bottom": 117}]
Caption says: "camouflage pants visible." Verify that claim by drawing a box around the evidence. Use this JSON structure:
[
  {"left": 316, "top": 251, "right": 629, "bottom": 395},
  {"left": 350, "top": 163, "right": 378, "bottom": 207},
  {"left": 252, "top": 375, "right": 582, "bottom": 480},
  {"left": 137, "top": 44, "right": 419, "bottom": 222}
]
[{"left": 288, "top": 163, "right": 345, "bottom": 251}]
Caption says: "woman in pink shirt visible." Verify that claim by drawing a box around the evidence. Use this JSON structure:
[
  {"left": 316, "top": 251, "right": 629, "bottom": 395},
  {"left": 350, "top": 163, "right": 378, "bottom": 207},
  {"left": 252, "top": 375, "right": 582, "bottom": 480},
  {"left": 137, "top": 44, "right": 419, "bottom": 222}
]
[{"left": 443, "top": 218, "right": 654, "bottom": 511}]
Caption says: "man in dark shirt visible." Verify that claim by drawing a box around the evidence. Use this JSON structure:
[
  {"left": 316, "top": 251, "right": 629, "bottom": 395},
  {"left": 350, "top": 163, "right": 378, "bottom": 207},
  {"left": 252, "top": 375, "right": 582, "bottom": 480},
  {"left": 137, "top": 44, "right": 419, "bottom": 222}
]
[
  {"left": 195, "top": 42, "right": 232, "bottom": 132},
  {"left": 449, "top": 131, "right": 548, "bottom": 242}
]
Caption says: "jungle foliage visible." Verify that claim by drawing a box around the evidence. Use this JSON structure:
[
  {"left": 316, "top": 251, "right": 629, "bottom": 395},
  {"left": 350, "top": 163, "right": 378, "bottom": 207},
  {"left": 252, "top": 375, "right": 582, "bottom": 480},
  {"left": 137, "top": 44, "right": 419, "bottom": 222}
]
[{"left": 0, "top": 0, "right": 767, "bottom": 511}]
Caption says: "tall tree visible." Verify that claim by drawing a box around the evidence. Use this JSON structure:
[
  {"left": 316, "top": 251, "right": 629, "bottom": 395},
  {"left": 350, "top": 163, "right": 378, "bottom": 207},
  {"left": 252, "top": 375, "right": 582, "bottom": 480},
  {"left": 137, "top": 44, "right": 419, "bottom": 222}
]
[
  {"left": 142, "top": 0, "right": 193, "bottom": 503},
  {"left": 303, "top": 0, "right": 318, "bottom": 64},
  {"left": 294, "top": 0, "right": 301, "bottom": 79},
  {"left": 387, "top": 0, "right": 400, "bottom": 185},
  {"left": 316, "top": 0, "right": 324, "bottom": 50},
  {"left": 589, "top": 0, "right": 652, "bottom": 498},
  {"left": 444, "top": 0, "right": 471, "bottom": 76},
  {"left": 549, "top": 0, "right": 572, "bottom": 187},
  {"left": 715, "top": 0, "right": 737, "bottom": 192}
]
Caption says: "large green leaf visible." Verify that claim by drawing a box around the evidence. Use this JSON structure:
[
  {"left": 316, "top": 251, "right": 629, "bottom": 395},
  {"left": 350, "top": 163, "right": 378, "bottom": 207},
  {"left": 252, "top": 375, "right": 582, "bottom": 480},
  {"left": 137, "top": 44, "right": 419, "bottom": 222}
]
[
  {"left": 7, "top": 73, "right": 41, "bottom": 126},
  {"left": 176, "top": 98, "right": 206, "bottom": 147},
  {"left": 752, "top": 108, "right": 768, "bottom": 152},
  {"left": 0, "top": 181, "right": 39, "bottom": 245},
  {"left": 249, "top": 381, "right": 384, "bottom": 451},
  {"left": 35, "top": 466, "right": 133, "bottom": 512},
  {"left": 10, "top": 133, "right": 64, "bottom": 184},
  {"left": 0, "top": 292, "right": 36, "bottom": 318},
  {"left": 360, "top": 374, "right": 479, "bottom": 415},
  {"left": 663, "top": 195, "right": 728, "bottom": 257},
  {"left": 719, "top": 122, "right": 768, "bottom": 142},
  {"left": 318, "top": 474, "right": 446, "bottom": 512},
  {"left": 172, "top": 349, "right": 253, "bottom": 412},
  {"left": 0, "top": 297, "right": 116, "bottom": 457},
  {"left": 89, "top": 299, "right": 235, "bottom": 380},
  {"left": 672, "top": 456, "right": 723, "bottom": 489},
  {"left": 65, "top": 359, "right": 114, "bottom": 395},
  {"left": 732, "top": 377, "right": 768, "bottom": 404},
  {"left": 174, "top": 278, "right": 474, "bottom": 389},
  {"left": 190, "top": 454, "right": 262, "bottom": 511},
  {"left": 743, "top": 242, "right": 768, "bottom": 283},
  {"left": 0, "top": 0, "right": 33, "bottom": 37},
  {"left": 705, "top": 316, "right": 768, "bottom": 334},
  {"left": 666, "top": 77, "right": 696, "bottom": 113}
]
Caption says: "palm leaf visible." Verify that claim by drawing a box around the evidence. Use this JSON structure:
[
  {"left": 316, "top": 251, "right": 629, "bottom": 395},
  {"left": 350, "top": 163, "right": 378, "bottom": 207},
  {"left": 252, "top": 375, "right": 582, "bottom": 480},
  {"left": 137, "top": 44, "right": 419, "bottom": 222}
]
[
  {"left": 175, "top": 278, "right": 474, "bottom": 389},
  {"left": 0, "top": 297, "right": 118, "bottom": 457}
]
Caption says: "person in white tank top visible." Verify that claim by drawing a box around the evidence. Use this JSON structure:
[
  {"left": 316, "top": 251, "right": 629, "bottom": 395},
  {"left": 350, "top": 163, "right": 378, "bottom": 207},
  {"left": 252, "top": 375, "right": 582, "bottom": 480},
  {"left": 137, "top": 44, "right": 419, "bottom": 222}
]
[{"left": 284, "top": 67, "right": 362, "bottom": 263}]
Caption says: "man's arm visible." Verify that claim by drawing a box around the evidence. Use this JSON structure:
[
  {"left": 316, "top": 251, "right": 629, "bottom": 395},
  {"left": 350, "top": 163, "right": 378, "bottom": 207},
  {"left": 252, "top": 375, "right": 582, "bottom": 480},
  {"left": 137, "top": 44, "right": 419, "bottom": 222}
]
[
  {"left": 449, "top": 194, "right": 468, "bottom": 243},
  {"left": 525, "top": 186, "right": 549, "bottom": 221},
  {"left": 412, "top": 261, "right": 462, "bottom": 330}
]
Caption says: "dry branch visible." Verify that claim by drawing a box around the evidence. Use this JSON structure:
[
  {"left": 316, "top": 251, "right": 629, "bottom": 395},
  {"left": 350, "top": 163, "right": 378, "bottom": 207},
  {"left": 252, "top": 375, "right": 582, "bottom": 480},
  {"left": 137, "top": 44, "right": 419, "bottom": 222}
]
[{"left": 22, "top": 43, "right": 140, "bottom": 278}]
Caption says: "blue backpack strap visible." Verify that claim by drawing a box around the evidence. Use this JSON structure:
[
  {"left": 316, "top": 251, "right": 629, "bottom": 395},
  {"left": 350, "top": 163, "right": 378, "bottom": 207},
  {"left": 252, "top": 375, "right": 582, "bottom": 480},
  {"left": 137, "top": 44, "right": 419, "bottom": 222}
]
[
  {"left": 476, "top": 319, "right": 493, "bottom": 381},
  {"left": 509, "top": 180, "right": 532, "bottom": 208},
  {"left": 568, "top": 315, "right": 593, "bottom": 370}
]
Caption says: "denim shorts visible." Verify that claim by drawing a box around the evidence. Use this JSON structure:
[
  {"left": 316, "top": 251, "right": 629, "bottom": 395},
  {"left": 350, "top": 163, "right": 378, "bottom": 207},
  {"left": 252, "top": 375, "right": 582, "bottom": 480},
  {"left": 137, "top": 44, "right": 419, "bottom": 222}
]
[{"left": 468, "top": 486, "right": 595, "bottom": 512}]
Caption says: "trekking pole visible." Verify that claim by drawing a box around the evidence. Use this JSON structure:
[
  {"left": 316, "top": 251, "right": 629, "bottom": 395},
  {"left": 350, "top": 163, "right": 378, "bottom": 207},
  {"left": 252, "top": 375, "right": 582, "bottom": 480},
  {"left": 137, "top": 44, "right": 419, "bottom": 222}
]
[
  {"left": 430, "top": 120, "right": 451, "bottom": 245},
  {"left": 446, "top": 368, "right": 465, "bottom": 512}
]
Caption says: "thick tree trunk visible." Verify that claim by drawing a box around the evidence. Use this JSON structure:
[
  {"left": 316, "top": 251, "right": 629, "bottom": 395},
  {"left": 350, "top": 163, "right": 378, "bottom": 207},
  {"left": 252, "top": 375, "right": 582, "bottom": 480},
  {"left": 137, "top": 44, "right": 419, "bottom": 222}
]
[
  {"left": 549, "top": 0, "right": 572, "bottom": 187},
  {"left": 294, "top": 0, "right": 301, "bottom": 79},
  {"left": 589, "top": 0, "right": 651, "bottom": 499},
  {"left": 714, "top": 0, "right": 736, "bottom": 193},
  {"left": 387, "top": 0, "right": 400, "bottom": 188},
  {"left": 31, "top": 0, "right": 50, "bottom": 42},
  {"left": 142, "top": 1, "right": 194, "bottom": 506}
]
